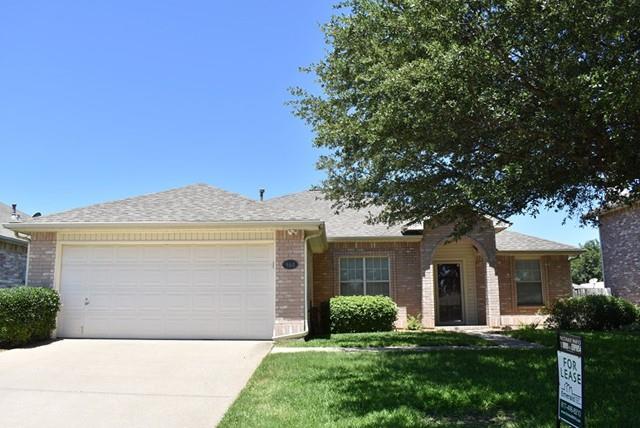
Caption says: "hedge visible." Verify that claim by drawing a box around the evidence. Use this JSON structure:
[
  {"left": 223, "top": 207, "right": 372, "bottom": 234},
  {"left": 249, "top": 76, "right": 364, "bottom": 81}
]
[
  {"left": 0, "top": 287, "right": 60, "bottom": 347},
  {"left": 330, "top": 295, "right": 398, "bottom": 333},
  {"left": 544, "top": 295, "right": 639, "bottom": 331}
]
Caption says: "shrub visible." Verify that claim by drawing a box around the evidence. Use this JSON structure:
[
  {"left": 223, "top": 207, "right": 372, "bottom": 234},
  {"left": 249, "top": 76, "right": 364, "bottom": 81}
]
[
  {"left": 406, "top": 314, "right": 423, "bottom": 331},
  {"left": 544, "top": 295, "right": 639, "bottom": 331},
  {"left": 330, "top": 295, "right": 398, "bottom": 333},
  {"left": 0, "top": 287, "right": 60, "bottom": 347}
]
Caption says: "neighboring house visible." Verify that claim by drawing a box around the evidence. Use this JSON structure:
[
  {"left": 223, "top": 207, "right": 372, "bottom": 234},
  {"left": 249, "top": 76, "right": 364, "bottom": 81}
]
[
  {"left": 0, "top": 202, "right": 29, "bottom": 287},
  {"left": 3, "top": 184, "right": 580, "bottom": 339},
  {"left": 598, "top": 203, "right": 640, "bottom": 304}
]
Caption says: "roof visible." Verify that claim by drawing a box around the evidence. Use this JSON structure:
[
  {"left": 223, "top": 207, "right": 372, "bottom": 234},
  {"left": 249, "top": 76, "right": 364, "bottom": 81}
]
[
  {"left": 0, "top": 202, "right": 29, "bottom": 245},
  {"left": 10, "top": 184, "right": 317, "bottom": 226},
  {"left": 2, "top": 185, "right": 581, "bottom": 253},
  {"left": 495, "top": 230, "right": 580, "bottom": 253},
  {"left": 265, "top": 190, "right": 404, "bottom": 238}
]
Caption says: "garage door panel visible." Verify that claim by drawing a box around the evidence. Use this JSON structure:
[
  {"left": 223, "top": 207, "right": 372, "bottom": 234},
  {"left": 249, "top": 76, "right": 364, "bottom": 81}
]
[
  {"left": 87, "top": 247, "right": 115, "bottom": 263},
  {"left": 247, "top": 245, "right": 272, "bottom": 263},
  {"left": 62, "top": 247, "right": 89, "bottom": 264},
  {"left": 219, "top": 246, "right": 246, "bottom": 263},
  {"left": 192, "top": 294, "right": 218, "bottom": 309},
  {"left": 192, "top": 246, "right": 220, "bottom": 262},
  {"left": 59, "top": 243, "right": 275, "bottom": 339},
  {"left": 219, "top": 268, "right": 246, "bottom": 285},
  {"left": 115, "top": 247, "right": 142, "bottom": 263},
  {"left": 193, "top": 269, "right": 219, "bottom": 285}
]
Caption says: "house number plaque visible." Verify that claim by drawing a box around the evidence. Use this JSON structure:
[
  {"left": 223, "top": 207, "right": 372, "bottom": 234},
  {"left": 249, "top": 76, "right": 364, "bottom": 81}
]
[{"left": 282, "top": 259, "right": 299, "bottom": 270}]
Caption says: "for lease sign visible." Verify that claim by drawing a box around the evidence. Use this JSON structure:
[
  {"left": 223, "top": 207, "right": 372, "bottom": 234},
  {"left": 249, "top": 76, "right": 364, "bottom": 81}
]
[{"left": 558, "top": 334, "right": 584, "bottom": 428}]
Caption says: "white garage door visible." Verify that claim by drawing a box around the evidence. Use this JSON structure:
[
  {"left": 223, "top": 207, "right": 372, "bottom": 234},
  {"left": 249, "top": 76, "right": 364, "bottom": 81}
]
[{"left": 58, "top": 244, "right": 275, "bottom": 339}]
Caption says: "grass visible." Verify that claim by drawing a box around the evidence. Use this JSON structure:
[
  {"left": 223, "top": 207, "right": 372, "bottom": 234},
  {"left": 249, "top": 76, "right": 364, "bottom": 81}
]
[
  {"left": 220, "top": 330, "right": 640, "bottom": 427},
  {"left": 275, "top": 331, "right": 492, "bottom": 348}
]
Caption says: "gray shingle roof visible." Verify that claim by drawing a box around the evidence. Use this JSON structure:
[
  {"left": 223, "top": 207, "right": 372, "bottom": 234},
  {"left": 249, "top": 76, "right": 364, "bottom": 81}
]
[
  {"left": 21, "top": 184, "right": 315, "bottom": 224},
  {"left": 265, "top": 190, "right": 404, "bottom": 238},
  {"left": 495, "top": 230, "right": 580, "bottom": 252},
  {"left": 6, "top": 185, "right": 581, "bottom": 252},
  {"left": 0, "top": 202, "right": 29, "bottom": 244}
]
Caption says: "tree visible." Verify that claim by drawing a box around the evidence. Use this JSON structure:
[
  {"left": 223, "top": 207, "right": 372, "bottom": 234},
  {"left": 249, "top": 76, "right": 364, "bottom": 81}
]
[
  {"left": 292, "top": 0, "right": 640, "bottom": 234},
  {"left": 571, "top": 239, "right": 603, "bottom": 284}
]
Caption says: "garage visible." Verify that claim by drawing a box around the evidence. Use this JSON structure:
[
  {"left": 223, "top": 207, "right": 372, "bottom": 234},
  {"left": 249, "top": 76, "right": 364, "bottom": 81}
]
[{"left": 58, "top": 243, "right": 275, "bottom": 339}]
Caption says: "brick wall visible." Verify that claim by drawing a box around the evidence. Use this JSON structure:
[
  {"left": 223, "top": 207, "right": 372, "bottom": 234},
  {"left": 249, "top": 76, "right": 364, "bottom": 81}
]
[
  {"left": 0, "top": 241, "right": 28, "bottom": 286},
  {"left": 312, "top": 240, "right": 422, "bottom": 329},
  {"left": 274, "top": 229, "right": 306, "bottom": 337},
  {"left": 498, "top": 254, "right": 572, "bottom": 315},
  {"left": 599, "top": 206, "right": 640, "bottom": 304},
  {"left": 26, "top": 232, "right": 57, "bottom": 288},
  {"left": 475, "top": 255, "right": 487, "bottom": 325}
]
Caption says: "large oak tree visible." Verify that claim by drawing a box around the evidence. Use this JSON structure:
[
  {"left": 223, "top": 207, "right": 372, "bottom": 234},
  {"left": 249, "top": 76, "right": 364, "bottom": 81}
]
[{"left": 293, "top": 0, "right": 640, "bottom": 234}]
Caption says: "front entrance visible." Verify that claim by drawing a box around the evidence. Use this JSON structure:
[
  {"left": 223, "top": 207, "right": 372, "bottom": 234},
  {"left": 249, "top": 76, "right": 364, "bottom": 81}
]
[{"left": 436, "top": 263, "right": 464, "bottom": 324}]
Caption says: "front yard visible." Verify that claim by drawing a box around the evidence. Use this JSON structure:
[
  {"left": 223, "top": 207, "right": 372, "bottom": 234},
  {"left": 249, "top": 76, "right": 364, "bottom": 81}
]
[
  {"left": 221, "top": 330, "right": 640, "bottom": 427},
  {"left": 276, "top": 331, "right": 491, "bottom": 348}
]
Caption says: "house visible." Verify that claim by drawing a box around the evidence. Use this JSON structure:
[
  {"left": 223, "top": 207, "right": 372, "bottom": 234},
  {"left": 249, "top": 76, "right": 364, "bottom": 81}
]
[
  {"left": 598, "top": 203, "right": 640, "bottom": 304},
  {"left": 3, "top": 184, "right": 580, "bottom": 339},
  {"left": 0, "top": 202, "right": 29, "bottom": 287}
]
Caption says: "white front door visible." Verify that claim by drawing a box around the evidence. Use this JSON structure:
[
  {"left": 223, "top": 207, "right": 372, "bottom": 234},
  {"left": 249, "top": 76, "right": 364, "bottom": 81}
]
[{"left": 58, "top": 244, "right": 275, "bottom": 339}]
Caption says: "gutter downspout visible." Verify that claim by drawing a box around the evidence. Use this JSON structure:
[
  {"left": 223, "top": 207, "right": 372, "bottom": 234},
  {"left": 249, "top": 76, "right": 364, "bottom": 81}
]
[{"left": 272, "top": 229, "right": 322, "bottom": 341}]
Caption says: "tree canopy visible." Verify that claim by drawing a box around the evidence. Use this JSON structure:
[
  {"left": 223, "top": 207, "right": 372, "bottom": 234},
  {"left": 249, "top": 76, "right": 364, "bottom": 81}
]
[
  {"left": 292, "top": 0, "right": 640, "bottom": 233},
  {"left": 571, "top": 239, "right": 603, "bottom": 284}
]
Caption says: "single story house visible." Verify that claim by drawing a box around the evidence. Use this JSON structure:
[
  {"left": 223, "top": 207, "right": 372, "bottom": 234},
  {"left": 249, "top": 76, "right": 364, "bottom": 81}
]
[
  {"left": 599, "top": 203, "right": 640, "bottom": 304},
  {"left": 0, "top": 202, "right": 29, "bottom": 287},
  {"left": 4, "top": 184, "right": 580, "bottom": 339}
]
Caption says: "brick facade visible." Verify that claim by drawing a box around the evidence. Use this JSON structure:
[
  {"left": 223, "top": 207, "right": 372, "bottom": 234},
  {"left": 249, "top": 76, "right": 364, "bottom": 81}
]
[
  {"left": 0, "top": 241, "right": 28, "bottom": 286},
  {"left": 26, "top": 232, "right": 57, "bottom": 288},
  {"left": 20, "top": 226, "right": 575, "bottom": 334},
  {"left": 599, "top": 206, "right": 640, "bottom": 304},
  {"left": 498, "top": 254, "right": 572, "bottom": 316},
  {"left": 312, "top": 241, "right": 422, "bottom": 328},
  {"left": 310, "top": 227, "right": 572, "bottom": 330},
  {"left": 274, "top": 229, "right": 307, "bottom": 337}
]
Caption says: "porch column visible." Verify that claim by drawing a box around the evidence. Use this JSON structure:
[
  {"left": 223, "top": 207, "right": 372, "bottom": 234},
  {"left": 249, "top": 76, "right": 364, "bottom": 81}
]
[
  {"left": 485, "top": 263, "right": 501, "bottom": 327},
  {"left": 421, "top": 263, "right": 436, "bottom": 328}
]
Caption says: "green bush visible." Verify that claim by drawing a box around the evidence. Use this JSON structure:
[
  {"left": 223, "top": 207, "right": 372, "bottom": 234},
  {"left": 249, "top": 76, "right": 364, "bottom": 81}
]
[
  {"left": 0, "top": 287, "right": 60, "bottom": 347},
  {"left": 330, "top": 295, "right": 398, "bottom": 333},
  {"left": 544, "top": 295, "right": 639, "bottom": 331}
]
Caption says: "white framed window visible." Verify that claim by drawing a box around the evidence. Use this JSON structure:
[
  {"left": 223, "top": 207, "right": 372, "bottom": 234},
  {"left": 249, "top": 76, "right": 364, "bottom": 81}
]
[
  {"left": 515, "top": 259, "right": 544, "bottom": 306},
  {"left": 339, "top": 257, "right": 390, "bottom": 296}
]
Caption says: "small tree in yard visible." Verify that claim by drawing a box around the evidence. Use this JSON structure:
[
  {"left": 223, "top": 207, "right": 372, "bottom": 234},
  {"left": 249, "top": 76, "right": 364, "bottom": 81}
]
[
  {"left": 571, "top": 239, "right": 603, "bottom": 284},
  {"left": 292, "top": 1, "right": 640, "bottom": 235}
]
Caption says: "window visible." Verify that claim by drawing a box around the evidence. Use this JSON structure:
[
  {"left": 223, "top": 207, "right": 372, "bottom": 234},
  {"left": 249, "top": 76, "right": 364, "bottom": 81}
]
[
  {"left": 515, "top": 259, "right": 543, "bottom": 306},
  {"left": 339, "top": 257, "right": 390, "bottom": 296}
]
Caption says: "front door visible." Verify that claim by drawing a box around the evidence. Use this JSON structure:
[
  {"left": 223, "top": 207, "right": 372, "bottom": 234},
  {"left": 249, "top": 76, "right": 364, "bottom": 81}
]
[{"left": 436, "top": 263, "right": 463, "bottom": 324}]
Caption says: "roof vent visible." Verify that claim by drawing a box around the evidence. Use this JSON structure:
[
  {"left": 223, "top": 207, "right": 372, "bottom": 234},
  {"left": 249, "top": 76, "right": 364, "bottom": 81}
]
[
  {"left": 10, "top": 204, "right": 21, "bottom": 222},
  {"left": 259, "top": 189, "right": 265, "bottom": 201}
]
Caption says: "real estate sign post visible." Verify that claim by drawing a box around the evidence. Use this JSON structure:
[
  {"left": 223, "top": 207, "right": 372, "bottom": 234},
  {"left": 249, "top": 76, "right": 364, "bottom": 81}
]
[{"left": 557, "top": 333, "right": 585, "bottom": 427}]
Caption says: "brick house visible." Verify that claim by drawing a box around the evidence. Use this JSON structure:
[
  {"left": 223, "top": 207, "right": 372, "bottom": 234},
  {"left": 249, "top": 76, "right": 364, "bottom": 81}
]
[
  {"left": 4, "top": 184, "right": 580, "bottom": 339},
  {"left": 599, "top": 204, "right": 640, "bottom": 304},
  {"left": 0, "top": 202, "right": 28, "bottom": 287}
]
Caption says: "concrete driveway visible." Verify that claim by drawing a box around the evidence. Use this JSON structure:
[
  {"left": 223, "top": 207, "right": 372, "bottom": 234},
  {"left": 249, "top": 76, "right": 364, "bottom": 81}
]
[{"left": 0, "top": 339, "right": 272, "bottom": 428}]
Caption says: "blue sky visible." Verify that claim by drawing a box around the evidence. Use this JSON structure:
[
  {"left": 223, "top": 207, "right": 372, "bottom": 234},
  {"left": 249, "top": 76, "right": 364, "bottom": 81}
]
[{"left": 0, "top": 1, "right": 597, "bottom": 246}]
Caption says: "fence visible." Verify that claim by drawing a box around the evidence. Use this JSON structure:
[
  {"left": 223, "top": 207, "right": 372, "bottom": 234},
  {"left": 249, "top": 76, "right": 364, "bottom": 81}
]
[{"left": 573, "top": 287, "right": 612, "bottom": 297}]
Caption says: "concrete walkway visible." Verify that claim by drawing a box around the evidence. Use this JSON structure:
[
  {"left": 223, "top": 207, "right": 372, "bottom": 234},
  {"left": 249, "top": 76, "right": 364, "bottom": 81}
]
[
  {"left": 0, "top": 339, "right": 272, "bottom": 428},
  {"left": 272, "top": 331, "right": 543, "bottom": 354}
]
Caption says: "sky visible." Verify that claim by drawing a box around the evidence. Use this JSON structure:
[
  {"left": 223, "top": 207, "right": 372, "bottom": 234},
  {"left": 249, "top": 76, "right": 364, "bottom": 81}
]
[{"left": 0, "top": 1, "right": 598, "bottom": 246}]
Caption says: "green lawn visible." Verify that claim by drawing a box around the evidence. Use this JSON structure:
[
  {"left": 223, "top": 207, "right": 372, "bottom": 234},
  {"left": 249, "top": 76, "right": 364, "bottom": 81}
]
[
  {"left": 220, "top": 330, "right": 640, "bottom": 427},
  {"left": 275, "top": 331, "right": 491, "bottom": 348}
]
